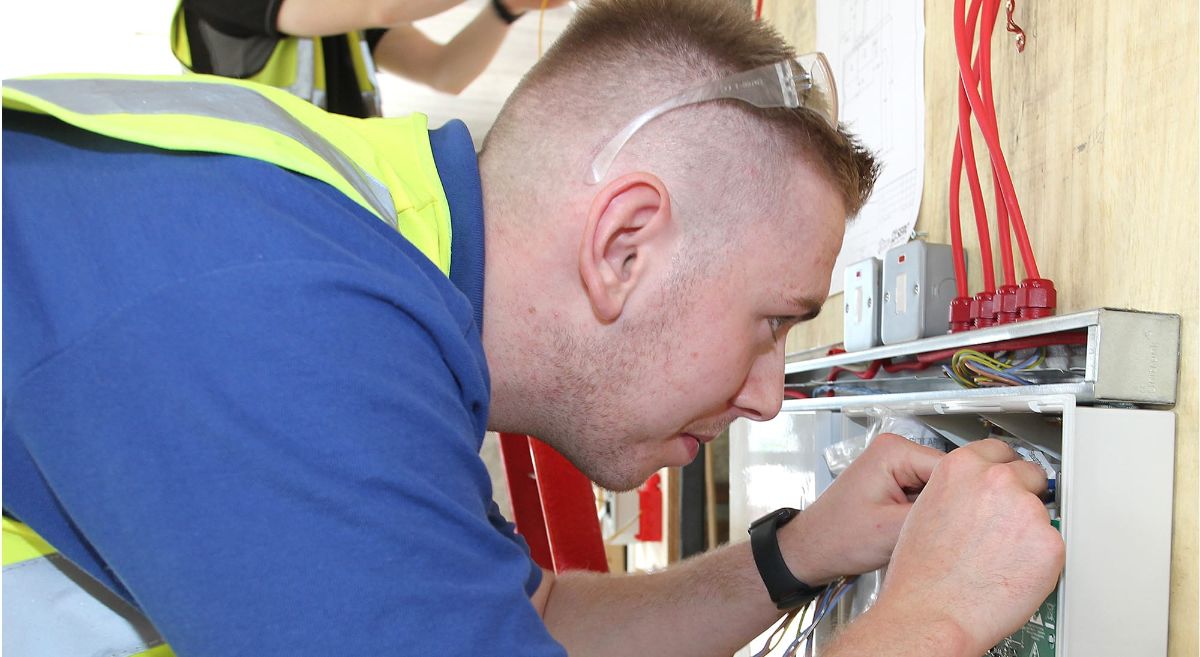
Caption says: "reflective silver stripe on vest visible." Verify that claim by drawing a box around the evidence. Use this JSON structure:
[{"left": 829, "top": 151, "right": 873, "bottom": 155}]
[
  {"left": 3, "top": 554, "right": 166, "bottom": 657},
  {"left": 6, "top": 78, "right": 397, "bottom": 227},
  {"left": 356, "top": 36, "right": 382, "bottom": 117},
  {"left": 288, "top": 38, "right": 318, "bottom": 107}
]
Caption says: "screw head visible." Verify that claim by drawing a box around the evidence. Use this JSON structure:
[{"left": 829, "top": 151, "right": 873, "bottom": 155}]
[
  {"left": 884, "top": 291, "right": 891, "bottom": 302},
  {"left": 913, "top": 284, "right": 921, "bottom": 295}
]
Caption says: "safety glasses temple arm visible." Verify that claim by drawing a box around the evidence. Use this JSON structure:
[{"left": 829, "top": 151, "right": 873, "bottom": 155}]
[{"left": 588, "top": 61, "right": 803, "bottom": 184}]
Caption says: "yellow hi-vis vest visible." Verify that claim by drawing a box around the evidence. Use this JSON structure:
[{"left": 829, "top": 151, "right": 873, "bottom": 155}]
[
  {"left": 3, "top": 518, "right": 176, "bottom": 657},
  {"left": 2, "top": 73, "right": 458, "bottom": 655},
  {"left": 3, "top": 73, "right": 454, "bottom": 274},
  {"left": 170, "top": 4, "right": 381, "bottom": 116}
]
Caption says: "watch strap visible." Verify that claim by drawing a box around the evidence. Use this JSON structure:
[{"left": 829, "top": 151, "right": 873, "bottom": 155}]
[
  {"left": 748, "top": 507, "right": 825, "bottom": 610},
  {"left": 491, "top": 0, "right": 525, "bottom": 25}
]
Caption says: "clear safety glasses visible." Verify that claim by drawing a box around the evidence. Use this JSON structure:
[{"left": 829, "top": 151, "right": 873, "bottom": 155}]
[{"left": 588, "top": 52, "right": 838, "bottom": 184}]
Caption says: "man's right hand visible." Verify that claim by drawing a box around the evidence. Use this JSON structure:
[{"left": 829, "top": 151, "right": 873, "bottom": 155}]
[{"left": 871, "top": 438, "right": 1065, "bottom": 656}]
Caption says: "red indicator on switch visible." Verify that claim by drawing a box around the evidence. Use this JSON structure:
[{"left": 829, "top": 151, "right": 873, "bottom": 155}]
[{"left": 898, "top": 254, "right": 906, "bottom": 263}]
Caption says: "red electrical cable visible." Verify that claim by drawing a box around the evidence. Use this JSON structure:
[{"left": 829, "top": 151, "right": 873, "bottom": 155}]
[
  {"left": 882, "top": 360, "right": 934, "bottom": 373},
  {"left": 953, "top": 0, "right": 1040, "bottom": 280},
  {"left": 827, "top": 360, "right": 883, "bottom": 382},
  {"left": 754, "top": 0, "right": 764, "bottom": 21},
  {"left": 826, "top": 357, "right": 939, "bottom": 382},
  {"left": 818, "top": 333, "right": 1083, "bottom": 392},
  {"left": 991, "top": 173, "right": 1015, "bottom": 286},
  {"left": 913, "top": 331, "right": 1087, "bottom": 364},
  {"left": 948, "top": 1, "right": 982, "bottom": 329},
  {"left": 956, "top": 0, "right": 996, "bottom": 294},
  {"left": 948, "top": 143, "right": 969, "bottom": 298},
  {"left": 978, "top": 0, "right": 1017, "bottom": 287},
  {"left": 978, "top": 0, "right": 1021, "bottom": 322}
]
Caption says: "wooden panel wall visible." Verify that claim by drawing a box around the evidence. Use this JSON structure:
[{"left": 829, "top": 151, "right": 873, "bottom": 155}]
[{"left": 765, "top": 3, "right": 1198, "bottom": 655}]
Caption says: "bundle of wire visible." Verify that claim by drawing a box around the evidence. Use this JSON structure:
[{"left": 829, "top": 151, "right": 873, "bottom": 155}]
[
  {"left": 943, "top": 347, "right": 1044, "bottom": 387},
  {"left": 749, "top": 576, "right": 858, "bottom": 657},
  {"left": 948, "top": 0, "right": 1049, "bottom": 326}
]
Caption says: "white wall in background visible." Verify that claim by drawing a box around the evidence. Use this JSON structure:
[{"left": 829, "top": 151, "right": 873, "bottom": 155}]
[{"left": 1, "top": 2, "right": 180, "bottom": 79}]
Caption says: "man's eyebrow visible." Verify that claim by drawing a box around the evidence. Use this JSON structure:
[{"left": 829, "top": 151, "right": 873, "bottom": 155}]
[{"left": 787, "top": 296, "right": 824, "bottom": 321}]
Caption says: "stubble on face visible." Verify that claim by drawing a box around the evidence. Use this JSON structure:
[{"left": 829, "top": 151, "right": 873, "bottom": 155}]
[
  {"left": 522, "top": 162, "right": 846, "bottom": 491},
  {"left": 529, "top": 262, "right": 702, "bottom": 492}
]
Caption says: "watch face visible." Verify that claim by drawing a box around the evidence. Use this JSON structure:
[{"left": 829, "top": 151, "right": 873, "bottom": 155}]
[{"left": 749, "top": 507, "right": 800, "bottom": 531}]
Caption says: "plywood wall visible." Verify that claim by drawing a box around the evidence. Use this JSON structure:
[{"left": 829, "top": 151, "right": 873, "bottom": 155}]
[{"left": 765, "top": 2, "right": 1198, "bottom": 655}]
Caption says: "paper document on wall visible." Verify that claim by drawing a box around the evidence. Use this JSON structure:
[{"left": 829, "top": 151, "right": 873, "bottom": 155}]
[{"left": 817, "top": 0, "right": 925, "bottom": 295}]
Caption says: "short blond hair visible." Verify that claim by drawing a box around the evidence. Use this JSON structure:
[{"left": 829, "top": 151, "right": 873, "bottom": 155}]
[{"left": 483, "top": 0, "right": 878, "bottom": 218}]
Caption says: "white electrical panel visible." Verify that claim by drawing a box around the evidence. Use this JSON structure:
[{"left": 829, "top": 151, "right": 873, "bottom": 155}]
[
  {"left": 880, "top": 241, "right": 957, "bottom": 344},
  {"left": 843, "top": 257, "right": 882, "bottom": 352},
  {"left": 729, "top": 393, "right": 1175, "bottom": 657}
]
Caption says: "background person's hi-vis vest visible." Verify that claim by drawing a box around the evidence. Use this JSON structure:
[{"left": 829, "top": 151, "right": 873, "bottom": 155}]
[
  {"left": 171, "top": 4, "right": 382, "bottom": 117},
  {"left": 2, "top": 73, "right": 457, "bottom": 656}
]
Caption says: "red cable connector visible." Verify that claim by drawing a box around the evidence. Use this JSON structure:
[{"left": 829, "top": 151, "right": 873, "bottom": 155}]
[
  {"left": 958, "top": 0, "right": 996, "bottom": 295},
  {"left": 995, "top": 284, "right": 1020, "bottom": 323},
  {"left": 973, "top": 290, "right": 998, "bottom": 328},
  {"left": 1017, "top": 278, "right": 1056, "bottom": 319},
  {"left": 950, "top": 296, "right": 974, "bottom": 333}
]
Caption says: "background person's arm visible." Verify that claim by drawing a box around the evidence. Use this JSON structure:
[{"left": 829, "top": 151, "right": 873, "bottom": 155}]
[
  {"left": 371, "top": 20, "right": 504, "bottom": 96},
  {"left": 276, "top": 0, "right": 469, "bottom": 35},
  {"left": 535, "top": 437, "right": 1063, "bottom": 657},
  {"left": 275, "top": 0, "right": 567, "bottom": 38},
  {"left": 371, "top": 0, "right": 569, "bottom": 95}
]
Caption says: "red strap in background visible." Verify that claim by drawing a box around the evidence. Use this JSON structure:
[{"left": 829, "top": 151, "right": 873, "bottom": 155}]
[
  {"left": 497, "top": 432, "right": 552, "bottom": 569},
  {"left": 635, "top": 473, "right": 663, "bottom": 541},
  {"left": 498, "top": 433, "right": 609, "bottom": 574}
]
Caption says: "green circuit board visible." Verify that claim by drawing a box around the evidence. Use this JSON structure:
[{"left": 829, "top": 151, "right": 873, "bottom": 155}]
[
  {"left": 986, "top": 590, "right": 1058, "bottom": 657},
  {"left": 985, "top": 519, "right": 1061, "bottom": 657}
]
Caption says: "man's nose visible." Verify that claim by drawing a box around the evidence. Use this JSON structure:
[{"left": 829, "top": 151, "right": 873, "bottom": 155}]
[{"left": 731, "top": 341, "right": 785, "bottom": 422}]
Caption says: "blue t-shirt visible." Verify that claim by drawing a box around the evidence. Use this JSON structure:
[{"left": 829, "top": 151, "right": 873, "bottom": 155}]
[{"left": 3, "top": 110, "right": 564, "bottom": 656}]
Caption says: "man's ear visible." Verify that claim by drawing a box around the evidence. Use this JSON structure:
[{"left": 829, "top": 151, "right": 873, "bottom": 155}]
[{"left": 578, "top": 173, "right": 674, "bottom": 323}]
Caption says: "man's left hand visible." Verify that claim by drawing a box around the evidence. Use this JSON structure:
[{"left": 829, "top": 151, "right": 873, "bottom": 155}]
[{"left": 777, "top": 433, "right": 943, "bottom": 584}]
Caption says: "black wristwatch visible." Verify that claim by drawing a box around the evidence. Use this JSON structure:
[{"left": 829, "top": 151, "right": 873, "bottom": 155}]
[
  {"left": 491, "top": 0, "right": 525, "bottom": 24},
  {"left": 748, "top": 507, "right": 825, "bottom": 610}
]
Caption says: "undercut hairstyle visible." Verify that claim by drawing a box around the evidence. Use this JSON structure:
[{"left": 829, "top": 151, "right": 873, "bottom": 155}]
[{"left": 482, "top": 0, "right": 879, "bottom": 219}]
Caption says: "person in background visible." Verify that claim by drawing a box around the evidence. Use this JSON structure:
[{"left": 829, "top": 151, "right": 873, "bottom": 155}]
[{"left": 172, "top": 0, "right": 569, "bottom": 117}]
